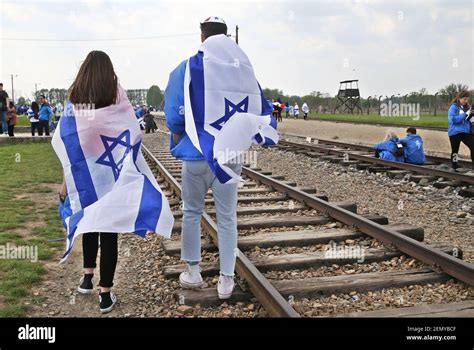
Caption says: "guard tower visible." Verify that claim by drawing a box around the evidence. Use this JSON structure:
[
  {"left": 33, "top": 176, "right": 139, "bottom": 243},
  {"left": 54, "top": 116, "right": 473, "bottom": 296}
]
[{"left": 334, "top": 80, "right": 362, "bottom": 114}]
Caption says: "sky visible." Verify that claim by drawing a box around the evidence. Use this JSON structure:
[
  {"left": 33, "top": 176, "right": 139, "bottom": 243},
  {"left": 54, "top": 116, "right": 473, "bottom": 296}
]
[{"left": 0, "top": 0, "right": 473, "bottom": 100}]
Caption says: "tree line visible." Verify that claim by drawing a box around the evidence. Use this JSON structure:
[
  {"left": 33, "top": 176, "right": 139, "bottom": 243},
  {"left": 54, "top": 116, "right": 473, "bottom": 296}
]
[
  {"left": 15, "top": 85, "right": 165, "bottom": 109},
  {"left": 15, "top": 83, "right": 471, "bottom": 115}
]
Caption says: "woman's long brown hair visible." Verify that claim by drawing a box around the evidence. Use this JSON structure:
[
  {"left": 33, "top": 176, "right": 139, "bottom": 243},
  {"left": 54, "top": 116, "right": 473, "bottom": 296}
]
[
  {"left": 69, "top": 51, "right": 118, "bottom": 109},
  {"left": 452, "top": 90, "right": 470, "bottom": 106}
]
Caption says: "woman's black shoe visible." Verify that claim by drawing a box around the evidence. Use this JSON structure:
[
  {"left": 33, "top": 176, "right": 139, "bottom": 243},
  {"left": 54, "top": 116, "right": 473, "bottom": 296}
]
[
  {"left": 78, "top": 274, "right": 94, "bottom": 294},
  {"left": 99, "top": 291, "right": 117, "bottom": 313}
]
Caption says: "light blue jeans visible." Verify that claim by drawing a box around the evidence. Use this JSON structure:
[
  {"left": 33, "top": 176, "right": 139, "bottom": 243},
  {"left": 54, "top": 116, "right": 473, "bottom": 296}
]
[
  {"left": 0, "top": 111, "right": 7, "bottom": 134},
  {"left": 181, "top": 160, "right": 241, "bottom": 276}
]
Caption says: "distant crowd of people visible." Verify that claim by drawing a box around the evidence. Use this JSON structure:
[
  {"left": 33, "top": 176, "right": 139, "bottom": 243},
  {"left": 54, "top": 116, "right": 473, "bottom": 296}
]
[
  {"left": 0, "top": 81, "right": 161, "bottom": 139},
  {"left": 0, "top": 83, "right": 58, "bottom": 138},
  {"left": 270, "top": 99, "right": 310, "bottom": 122}
]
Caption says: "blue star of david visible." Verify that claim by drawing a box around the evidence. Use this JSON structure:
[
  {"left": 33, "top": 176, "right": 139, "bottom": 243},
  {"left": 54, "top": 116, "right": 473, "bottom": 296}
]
[
  {"left": 96, "top": 130, "right": 133, "bottom": 181},
  {"left": 210, "top": 96, "right": 249, "bottom": 131}
]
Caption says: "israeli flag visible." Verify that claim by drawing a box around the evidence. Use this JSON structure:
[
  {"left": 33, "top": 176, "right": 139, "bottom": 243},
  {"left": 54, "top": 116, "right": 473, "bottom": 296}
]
[
  {"left": 52, "top": 87, "right": 174, "bottom": 262},
  {"left": 184, "top": 34, "right": 278, "bottom": 184}
]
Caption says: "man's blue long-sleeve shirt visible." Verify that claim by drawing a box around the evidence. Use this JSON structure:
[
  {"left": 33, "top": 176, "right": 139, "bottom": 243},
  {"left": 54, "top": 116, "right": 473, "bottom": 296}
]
[{"left": 165, "top": 60, "right": 204, "bottom": 160}]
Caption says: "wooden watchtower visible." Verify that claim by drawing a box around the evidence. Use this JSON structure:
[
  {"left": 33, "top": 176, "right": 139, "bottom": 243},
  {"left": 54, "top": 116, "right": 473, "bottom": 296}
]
[{"left": 334, "top": 80, "right": 363, "bottom": 114}]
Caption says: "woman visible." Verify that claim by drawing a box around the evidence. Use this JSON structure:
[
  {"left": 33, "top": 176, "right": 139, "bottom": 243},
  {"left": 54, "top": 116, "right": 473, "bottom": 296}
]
[
  {"left": 448, "top": 90, "right": 474, "bottom": 170},
  {"left": 59, "top": 51, "right": 121, "bottom": 313},
  {"left": 373, "top": 130, "right": 405, "bottom": 163},
  {"left": 27, "top": 102, "right": 40, "bottom": 136},
  {"left": 55, "top": 51, "right": 173, "bottom": 314},
  {"left": 6, "top": 101, "right": 17, "bottom": 137}
]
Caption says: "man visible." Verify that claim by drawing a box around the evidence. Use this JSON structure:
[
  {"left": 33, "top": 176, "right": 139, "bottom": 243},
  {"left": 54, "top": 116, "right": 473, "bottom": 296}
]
[
  {"left": 165, "top": 16, "right": 273, "bottom": 299},
  {"left": 38, "top": 95, "right": 53, "bottom": 136},
  {"left": 399, "top": 127, "right": 426, "bottom": 165},
  {"left": 0, "top": 83, "right": 10, "bottom": 136}
]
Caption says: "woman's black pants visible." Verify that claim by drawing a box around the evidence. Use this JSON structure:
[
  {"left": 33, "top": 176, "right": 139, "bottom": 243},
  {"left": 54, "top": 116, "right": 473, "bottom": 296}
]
[
  {"left": 82, "top": 232, "right": 118, "bottom": 288},
  {"left": 449, "top": 132, "right": 474, "bottom": 169}
]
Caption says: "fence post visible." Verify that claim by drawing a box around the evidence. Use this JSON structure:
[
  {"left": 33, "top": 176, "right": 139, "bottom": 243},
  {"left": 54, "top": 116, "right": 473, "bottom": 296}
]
[{"left": 434, "top": 92, "right": 439, "bottom": 116}]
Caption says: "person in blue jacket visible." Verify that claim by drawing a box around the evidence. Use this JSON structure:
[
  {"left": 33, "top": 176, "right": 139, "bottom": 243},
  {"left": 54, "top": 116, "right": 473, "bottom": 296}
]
[
  {"left": 285, "top": 102, "right": 290, "bottom": 118},
  {"left": 38, "top": 94, "right": 53, "bottom": 136},
  {"left": 165, "top": 16, "right": 276, "bottom": 300},
  {"left": 373, "top": 130, "right": 405, "bottom": 162},
  {"left": 134, "top": 105, "right": 145, "bottom": 119},
  {"left": 448, "top": 90, "right": 474, "bottom": 169},
  {"left": 165, "top": 60, "right": 204, "bottom": 161},
  {"left": 399, "top": 127, "right": 426, "bottom": 165}
]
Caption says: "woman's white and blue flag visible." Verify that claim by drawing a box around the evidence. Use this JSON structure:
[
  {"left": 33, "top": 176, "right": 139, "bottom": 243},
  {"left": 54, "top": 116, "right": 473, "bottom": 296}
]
[
  {"left": 52, "top": 87, "right": 174, "bottom": 262},
  {"left": 184, "top": 34, "right": 279, "bottom": 184}
]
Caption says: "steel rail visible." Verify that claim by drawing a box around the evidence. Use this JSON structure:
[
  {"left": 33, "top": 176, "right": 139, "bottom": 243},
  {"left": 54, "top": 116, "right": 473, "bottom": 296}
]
[
  {"left": 241, "top": 166, "right": 474, "bottom": 286},
  {"left": 279, "top": 139, "right": 474, "bottom": 185},
  {"left": 141, "top": 144, "right": 300, "bottom": 318},
  {"left": 280, "top": 133, "right": 472, "bottom": 168}
]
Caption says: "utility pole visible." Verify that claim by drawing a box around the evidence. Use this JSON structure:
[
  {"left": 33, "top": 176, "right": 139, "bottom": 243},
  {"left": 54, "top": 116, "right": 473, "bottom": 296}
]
[
  {"left": 35, "top": 83, "right": 41, "bottom": 99},
  {"left": 10, "top": 74, "right": 17, "bottom": 102},
  {"left": 235, "top": 25, "right": 239, "bottom": 45}
]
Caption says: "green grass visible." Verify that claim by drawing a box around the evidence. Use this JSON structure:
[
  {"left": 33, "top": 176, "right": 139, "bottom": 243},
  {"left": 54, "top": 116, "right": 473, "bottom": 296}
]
[
  {"left": 0, "top": 142, "right": 63, "bottom": 317},
  {"left": 288, "top": 112, "right": 448, "bottom": 128},
  {"left": 16, "top": 115, "right": 31, "bottom": 127}
]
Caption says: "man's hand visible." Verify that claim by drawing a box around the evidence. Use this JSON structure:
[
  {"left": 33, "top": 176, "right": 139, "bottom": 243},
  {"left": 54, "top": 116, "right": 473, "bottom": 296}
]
[
  {"left": 59, "top": 178, "right": 67, "bottom": 201},
  {"left": 172, "top": 133, "right": 181, "bottom": 144}
]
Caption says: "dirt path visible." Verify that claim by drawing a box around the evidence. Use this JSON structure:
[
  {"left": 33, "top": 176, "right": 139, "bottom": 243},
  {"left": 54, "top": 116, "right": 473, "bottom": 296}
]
[
  {"left": 26, "top": 134, "right": 263, "bottom": 318},
  {"left": 277, "top": 119, "right": 471, "bottom": 159},
  {"left": 23, "top": 184, "right": 149, "bottom": 318},
  {"left": 27, "top": 234, "right": 150, "bottom": 318}
]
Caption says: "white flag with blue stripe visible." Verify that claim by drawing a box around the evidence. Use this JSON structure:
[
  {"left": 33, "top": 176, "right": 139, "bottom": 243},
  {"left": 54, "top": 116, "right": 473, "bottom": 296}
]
[
  {"left": 184, "top": 34, "right": 278, "bottom": 184},
  {"left": 52, "top": 87, "right": 174, "bottom": 262}
]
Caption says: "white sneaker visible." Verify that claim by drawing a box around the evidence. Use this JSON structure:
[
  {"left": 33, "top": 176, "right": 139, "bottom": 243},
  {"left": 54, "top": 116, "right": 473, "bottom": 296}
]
[
  {"left": 179, "top": 264, "right": 203, "bottom": 289},
  {"left": 217, "top": 275, "right": 235, "bottom": 299}
]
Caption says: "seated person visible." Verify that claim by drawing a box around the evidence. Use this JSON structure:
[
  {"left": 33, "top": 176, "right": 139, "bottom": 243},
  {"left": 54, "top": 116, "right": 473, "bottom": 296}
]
[
  {"left": 373, "top": 130, "right": 405, "bottom": 163},
  {"left": 399, "top": 127, "right": 426, "bottom": 165}
]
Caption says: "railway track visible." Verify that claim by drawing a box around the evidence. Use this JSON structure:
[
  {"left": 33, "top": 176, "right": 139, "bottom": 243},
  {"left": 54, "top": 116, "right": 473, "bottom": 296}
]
[
  {"left": 141, "top": 132, "right": 474, "bottom": 317},
  {"left": 285, "top": 118, "right": 447, "bottom": 132},
  {"left": 276, "top": 135, "right": 474, "bottom": 198}
]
